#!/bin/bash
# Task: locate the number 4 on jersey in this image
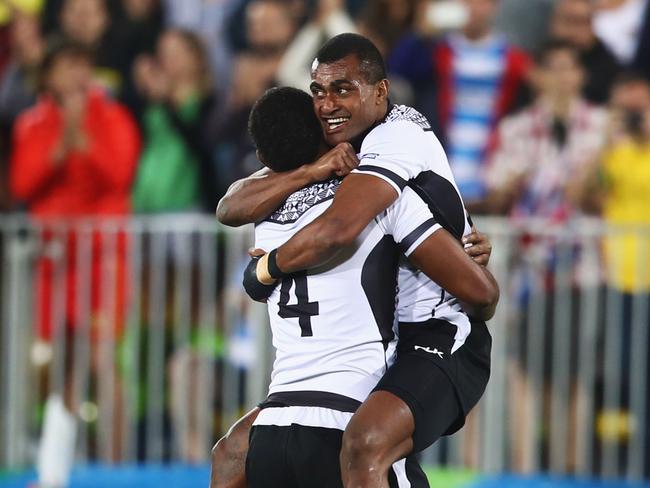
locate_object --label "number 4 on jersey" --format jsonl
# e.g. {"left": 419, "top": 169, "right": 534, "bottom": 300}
{"left": 278, "top": 273, "right": 319, "bottom": 337}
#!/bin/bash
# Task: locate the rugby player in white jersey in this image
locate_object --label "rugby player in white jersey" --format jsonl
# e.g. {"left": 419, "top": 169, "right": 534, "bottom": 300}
{"left": 214, "top": 35, "right": 498, "bottom": 488}
{"left": 217, "top": 85, "right": 496, "bottom": 488}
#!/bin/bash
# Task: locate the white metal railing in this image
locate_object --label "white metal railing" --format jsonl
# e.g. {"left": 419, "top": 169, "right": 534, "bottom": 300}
{"left": 0, "top": 214, "right": 648, "bottom": 482}
{"left": 0, "top": 215, "right": 269, "bottom": 469}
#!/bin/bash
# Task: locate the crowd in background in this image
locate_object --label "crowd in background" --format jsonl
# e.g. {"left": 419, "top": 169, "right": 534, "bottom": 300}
{"left": 2, "top": 0, "right": 650, "bottom": 471}
{"left": 2, "top": 0, "right": 649, "bottom": 307}
{"left": 0, "top": 0, "right": 649, "bottom": 227}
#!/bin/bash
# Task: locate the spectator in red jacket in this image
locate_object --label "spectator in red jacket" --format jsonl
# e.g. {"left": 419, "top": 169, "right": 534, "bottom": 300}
{"left": 9, "top": 39, "right": 140, "bottom": 483}
{"left": 10, "top": 38, "right": 140, "bottom": 340}
{"left": 11, "top": 37, "right": 141, "bottom": 333}
{"left": 11, "top": 39, "right": 139, "bottom": 219}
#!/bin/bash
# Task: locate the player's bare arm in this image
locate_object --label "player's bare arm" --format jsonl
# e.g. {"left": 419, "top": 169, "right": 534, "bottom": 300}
{"left": 216, "top": 143, "right": 359, "bottom": 227}
{"left": 409, "top": 229, "right": 499, "bottom": 321}
{"left": 255, "top": 173, "right": 397, "bottom": 283}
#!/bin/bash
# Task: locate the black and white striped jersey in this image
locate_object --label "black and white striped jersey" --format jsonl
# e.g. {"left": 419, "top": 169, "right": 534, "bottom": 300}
{"left": 254, "top": 182, "right": 439, "bottom": 415}
{"left": 353, "top": 104, "right": 473, "bottom": 353}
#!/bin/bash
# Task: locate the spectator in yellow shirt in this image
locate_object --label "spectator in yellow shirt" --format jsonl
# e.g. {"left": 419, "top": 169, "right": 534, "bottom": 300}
{"left": 586, "top": 73, "right": 650, "bottom": 292}
{"left": 582, "top": 72, "right": 650, "bottom": 475}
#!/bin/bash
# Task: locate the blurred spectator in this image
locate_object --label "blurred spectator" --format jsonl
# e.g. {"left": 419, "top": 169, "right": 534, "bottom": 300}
{"left": 593, "top": 0, "right": 646, "bottom": 65}
{"left": 277, "top": 0, "right": 356, "bottom": 91}
{"left": 357, "top": 0, "right": 419, "bottom": 56}
{"left": 584, "top": 73, "right": 650, "bottom": 293}
{"left": 9, "top": 39, "right": 140, "bottom": 482}
{"left": 550, "top": 0, "right": 621, "bottom": 105}
{"left": 164, "top": 0, "right": 239, "bottom": 99}
{"left": 390, "top": 0, "right": 530, "bottom": 213}
{"left": 440, "top": 0, "right": 530, "bottom": 213}
{"left": 0, "top": 9, "right": 45, "bottom": 136}
{"left": 113, "top": 0, "right": 164, "bottom": 106}
{"left": 581, "top": 73, "right": 650, "bottom": 474}
{"left": 131, "top": 29, "right": 219, "bottom": 213}
{"left": 10, "top": 39, "right": 140, "bottom": 337}
{"left": 485, "top": 40, "right": 607, "bottom": 219}
{"left": 485, "top": 40, "right": 607, "bottom": 473}
{"left": 494, "top": 0, "right": 556, "bottom": 53}
{"left": 0, "top": 7, "right": 45, "bottom": 212}
{"left": 214, "top": 0, "right": 298, "bottom": 185}
{"left": 356, "top": 0, "right": 424, "bottom": 104}
{"left": 56, "top": 0, "right": 123, "bottom": 93}
{"left": 226, "top": 0, "right": 306, "bottom": 55}
{"left": 10, "top": 39, "right": 140, "bottom": 218}
{"left": 230, "top": 0, "right": 297, "bottom": 110}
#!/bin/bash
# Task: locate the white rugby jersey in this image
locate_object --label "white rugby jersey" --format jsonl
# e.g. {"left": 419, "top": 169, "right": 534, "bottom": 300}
{"left": 254, "top": 181, "right": 439, "bottom": 410}
{"left": 353, "top": 104, "right": 473, "bottom": 353}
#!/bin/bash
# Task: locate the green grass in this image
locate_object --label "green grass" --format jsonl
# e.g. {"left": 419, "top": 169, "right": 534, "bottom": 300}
{"left": 424, "top": 467, "right": 478, "bottom": 487}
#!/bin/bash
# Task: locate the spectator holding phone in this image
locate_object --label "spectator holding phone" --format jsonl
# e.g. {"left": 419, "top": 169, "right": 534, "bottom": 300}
{"left": 583, "top": 73, "right": 650, "bottom": 292}
{"left": 580, "top": 72, "right": 650, "bottom": 476}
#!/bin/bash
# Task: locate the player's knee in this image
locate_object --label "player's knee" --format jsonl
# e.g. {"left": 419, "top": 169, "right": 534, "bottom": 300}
{"left": 341, "top": 424, "right": 387, "bottom": 467}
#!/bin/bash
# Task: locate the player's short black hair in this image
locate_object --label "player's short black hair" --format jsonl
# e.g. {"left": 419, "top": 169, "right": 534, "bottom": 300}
{"left": 534, "top": 39, "right": 580, "bottom": 66}
{"left": 248, "top": 87, "right": 323, "bottom": 172}
{"left": 314, "top": 33, "right": 386, "bottom": 84}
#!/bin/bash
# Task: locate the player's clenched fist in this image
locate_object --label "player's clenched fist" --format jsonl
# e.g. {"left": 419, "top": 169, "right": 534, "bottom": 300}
{"left": 305, "top": 142, "right": 359, "bottom": 181}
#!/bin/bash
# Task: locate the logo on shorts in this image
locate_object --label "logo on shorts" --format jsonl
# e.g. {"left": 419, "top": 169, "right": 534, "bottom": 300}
{"left": 414, "top": 345, "right": 444, "bottom": 358}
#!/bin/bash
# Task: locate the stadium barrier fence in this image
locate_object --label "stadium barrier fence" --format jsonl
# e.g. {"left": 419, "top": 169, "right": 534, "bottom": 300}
{"left": 0, "top": 214, "right": 648, "bottom": 482}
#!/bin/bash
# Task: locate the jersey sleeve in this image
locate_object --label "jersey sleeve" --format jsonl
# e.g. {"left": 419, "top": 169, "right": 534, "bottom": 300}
{"left": 378, "top": 187, "right": 442, "bottom": 257}
{"left": 352, "top": 121, "right": 430, "bottom": 195}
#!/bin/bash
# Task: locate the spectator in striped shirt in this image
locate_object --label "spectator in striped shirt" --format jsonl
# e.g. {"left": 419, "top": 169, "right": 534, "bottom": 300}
{"left": 389, "top": 0, "right": 530, "bottom": 213}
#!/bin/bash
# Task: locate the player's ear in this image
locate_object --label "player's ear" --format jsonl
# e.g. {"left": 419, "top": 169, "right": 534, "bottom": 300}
{"left": 376, "top": 79, "right": 390, "bottom": 104}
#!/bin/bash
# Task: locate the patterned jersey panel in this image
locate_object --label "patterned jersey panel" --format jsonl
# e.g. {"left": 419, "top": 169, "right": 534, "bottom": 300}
{"left": 265, "top": 178, "right": 342, "bottom": 225}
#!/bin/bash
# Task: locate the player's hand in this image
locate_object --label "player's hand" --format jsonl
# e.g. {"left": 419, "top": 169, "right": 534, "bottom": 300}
{"left": 242, "top": 256, "right": 277, "bottom": 302}
{"left": 305, "top": 142, "right": 359, "bottom": 182}
{"left": 462, "top": 230, "right": 492, "bottom": 267}
{"left": 248, "top": 247, "right": 265, "bottom": 258}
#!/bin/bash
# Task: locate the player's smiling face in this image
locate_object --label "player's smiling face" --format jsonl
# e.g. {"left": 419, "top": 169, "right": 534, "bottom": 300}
{"left": 310, "top": 54, "right": 388, "bottom": 146}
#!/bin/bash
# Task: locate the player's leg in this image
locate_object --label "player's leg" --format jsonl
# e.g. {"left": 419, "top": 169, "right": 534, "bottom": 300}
{"left": 291, "top": 424, "right": 346, "bottom": 488}
{"left": 246, "top": 424, "right": 297, "bottom": 488}
{"left": 340, "top": 356, "right": 460, "bottom": 488}
{"left": 210, "top": 407, "right": 259, "bottom": 488}
{"left": 339, "top": 390, "right": 415, "bottom": 488}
